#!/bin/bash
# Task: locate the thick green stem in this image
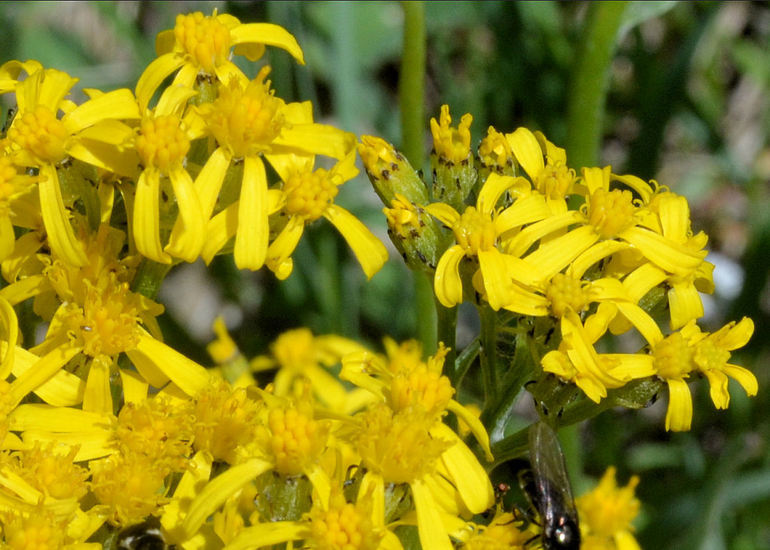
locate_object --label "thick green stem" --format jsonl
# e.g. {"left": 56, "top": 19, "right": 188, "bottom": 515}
{"left": 565, "top": 2, "right": 629, "bottom": 168}
{"left": 415, "top": 272, "right": 437, "bottom": 355}
{"left": 399, "top": 1, "right": 426, "bottom": 169}
{"left": 399, "top": 2, "right": 432, "bottom": 353}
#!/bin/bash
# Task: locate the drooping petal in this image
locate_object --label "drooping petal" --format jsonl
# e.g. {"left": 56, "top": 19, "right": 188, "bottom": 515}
{"left": 38, "top": 165, "right": 87, "bottom": 266}
{"left": 200, "top": 202, "right": 239, "bottom": 264}
{"left": 165, "top": 166, "right": 206, "bottom": 262}
{"left": 234, "top": 156, "right": 268, "bottom": 270}
{"left": 507, "top": 127, "right": 544, "bottom": 181}
{"left": 133, "top": 170, "right": 172, "bottom": 264}
{"left": 721, "top": 364, "right": 758, "bottom": 397}
{"left": 194, "top": 146, "right": 231, "bottom": 218}
{"left": 668, "top": 281, "right": 704, "bottom": 330}
{"left": 323, "top": 204, "right": 388, "bottom": 280}
{"left": 266, "top": 215, "right": 305, "bottom": 280}
{"left": 182, "top": 457, "right": 273, "bottom": 539}
{"left": 82, "top": 355, "right": 113, "bottom": 414}
{"left": 0, "top": 297, "right": 18, "bottom": 379}
{"left": 410, "top": 477, "right": 454, "bottom": 550}
{"left": 665, "top": 378, "right": 693, "bottom": 432}
{"left": 433, "top": 245, "right": 465, "bottom": 308}
{"left": 132, "top": 330, "right": 211, "bottom": 397}
{"left": 433, "top": 424, "right": 494, "bottom": 514}
{"left": 231, "top": 23, "right": 305, "bottom": 63}
{"left": 136, "top": 53, "right": 185, "bottom": 111}
{"left": 701, "top": 369, "right": 730, "bottom": 409}
{"left": 476, "top": 173, "right": 515, "bottom": 216}
{"left": 478, "top": 248, "right": 512, "bottom": 311}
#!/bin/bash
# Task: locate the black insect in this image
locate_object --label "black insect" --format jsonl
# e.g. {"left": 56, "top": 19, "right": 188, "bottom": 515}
{"left": 520, "top": 421, "right": 580, "bottom": 550}
{"left": 117, "top": 518, "right": 174, "bottom": 550}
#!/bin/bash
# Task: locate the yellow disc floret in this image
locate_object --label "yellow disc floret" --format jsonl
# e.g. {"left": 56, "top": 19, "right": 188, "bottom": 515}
{"left": 653, "top": 331, "right": 694, "bottom": 380}
{"left": 283, "top": 168, "right": 339, "bottom": 222}
{"left": 478, "top": 126, "right": 514, "bottom": 174}
{"left": 206, "top": 67, "right": 285, "bottom": 159}
{"left": 3, "top": 508, "right": 65, "bottom": 550}
{"left": 90, "top": 453, "right": 169, "bottom": 526}
{"left": 193, "top": 381, "right": 260, "bottom": 464}
{"left": 115, "top": 398, "right": 193, "bottom": 471}
{"left": 135, "top": 114, "right": 190, "bottom": 173}
{"left": 546, "top": 273, "right": 589, "bottom": 318}
{"left": 587, "top": 188, "right": 636, "bottom": 239}
{"left": 431, "top": 104, "right": 472, "bottom": 165}
{"left": 8, "top": 105, "right": 68, "bottom": 164}
{"left": 309, "top": 491, "right": 380, "bottom": 550}
{"left": 453, "top": 206, "right": 498, "bottom": 256}
{"left": 264, "top": 403, "right": 328, "bottom": 476}
{"left": 174, "top": 11, "right": 232, "bottom": 73}
{"left": 77, "top": 281, "right": 142, "bottom": 358}
{"left": 355, "top": 403, "right": 451, "bottom": 484}
{"left": 535, "top": 159, "right": 575, "bottom": 200}
{"left": 16, "top": 443, "right": 88, "bottom": 501}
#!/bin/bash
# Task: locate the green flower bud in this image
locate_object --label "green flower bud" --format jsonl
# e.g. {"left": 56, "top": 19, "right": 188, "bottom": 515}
{"left": 357, "top": 135, "right": 428, "bottom": 206}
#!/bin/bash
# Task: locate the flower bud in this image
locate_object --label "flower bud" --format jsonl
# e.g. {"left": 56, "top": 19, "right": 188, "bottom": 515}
{"left": 357, "top": 135, "right": 428, "bottom": 206}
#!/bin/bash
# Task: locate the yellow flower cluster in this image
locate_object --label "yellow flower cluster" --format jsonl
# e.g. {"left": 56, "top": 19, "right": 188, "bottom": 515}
{"left": 0, "top": 9, "right": 395, "bottom": 548}
{"left": 359, "top": 107, "right": 756, "bottom": 432}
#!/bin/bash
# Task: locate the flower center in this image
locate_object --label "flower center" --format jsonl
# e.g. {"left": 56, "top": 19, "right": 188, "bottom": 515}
{"left": 4, "top": 511, "right": 65, "bottom": 550}
{"left": 283, "top": 168, "right": 338, "bottom": 221}
{"left": 18, "top": 443, "right": 88, "bottom": 501}
{"left": 577, "top": 468, "right": 640, "bottom": 540}
{"left": 77, "top": 282, "right": 141, "bottom": 358}
{"left": 271, "top": 328, "right": 317, "bottom": 372}
{"left": 431, "top": 105, "right": 472, "bottom": 164}
{"left": 8, "top": 105, "right": 68, "bottom": 164}
{"left": 309, "top": 492, "right": 379, "bottom": 550}
{"left": 390, "top": 365, "right": 454, "bottom": 416}
{"left": 265, "top": 405, "right": 327, "bottom": 476}
{"left": 206, "top": 67, "right": 285, "bottom": 159}
{"left": 355, "top": 404, "right": 450, "bottom": 484}
{"left": 587, "top": 188, "right": 636, "bottom": 238}
{"left": 545, "top": 273, "right": 588, "bottom": 318}
{"left": 653, "top": 331, "right": 694, "bottom": 380}
{"left": 693, "top": 339, "right": 730, "bottom": 372}
{"left": 174, "top": 11, "right": 232, "bottom": 73}
{"left": 478, "top": 127, "right": 514, "bottom": 173}
{"left": 535, "top": 160, "right": 574, "bottom": 199}
{"left": 193, "top": 382, "right": 260, "bottom": 464}
{"left": 453, "top": 206, "right": 498, "bottom": 256}
{"left": 135, "top": 114, "right": 190, "bottom": 173}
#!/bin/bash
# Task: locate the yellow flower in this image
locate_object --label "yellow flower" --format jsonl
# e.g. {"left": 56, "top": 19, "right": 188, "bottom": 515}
{"left": 5, "top": 65, "right": 140, "bottom": 267}
{"left": 251, "top": 327, "right": 372, "bottom": 414}
{"left": 577, "top": 467, "right": 642, "bottom": 550}
{"left": 136, "top": 10, "right": 304, "bottom": 110}
{"left": 130, "top": 86, "right": 206, "bottom": 264}
{"left": 265, "top": 149, "right": 387, "bottom": 280}
{"left": 426, "top": 172, "right": 549, "bottom": 309}
{"left": 195, "top": 69, "right": 355, "bottom": 270}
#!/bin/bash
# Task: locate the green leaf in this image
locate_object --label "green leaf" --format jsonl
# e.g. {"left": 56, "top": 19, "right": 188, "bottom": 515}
{"left": 617, "top": 1, "right": 679, "bottom": 41}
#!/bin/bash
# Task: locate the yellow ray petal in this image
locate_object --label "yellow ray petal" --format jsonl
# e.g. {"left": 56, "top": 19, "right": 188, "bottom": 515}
{"left": 231, "top": 23, "right": 305, "bottom": 64}
{"left": 165, "top": 166, "right": 205, "bottom": 262}
{"left": 323, "top": 204, "right": 388, "bottom": 279}
{"left": 234, "top": 156, "right": 268, "bottom": 270}
{"left": 665, "top": 378, "right": 692, "bottom": 432}
{"left": 507, "top": 127, "right": 544, "bottom": 181}
{"left": 133, "top": 330, "right": 210, "bottom": 397}
{"left": 38, "top": 165, "right": 87, "bottom": 266}
{"left": 136, "top": 53, "right": 184, "bottom": 111}
{"left": 133, "top": 170, "right": 172, "bottom": 264}
{"left": 411, "top": 477, "right": 453, "bottom": 550}
{"left": 183, "top": 457, "right": 273, "bottom": 539}
{"left": 63, "top": 88, "right": 140, "bottom": 132}
{"left": 433, "top": 245, "right": 465, "bottom": 307}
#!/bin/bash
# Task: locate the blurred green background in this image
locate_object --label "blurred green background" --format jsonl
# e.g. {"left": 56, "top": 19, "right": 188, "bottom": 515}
{"left": 1, "top": 1, "right": 768, "bottom": 548}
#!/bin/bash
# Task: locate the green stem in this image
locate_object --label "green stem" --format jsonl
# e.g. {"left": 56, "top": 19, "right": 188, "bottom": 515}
{"left": 131, "top": 259, "right": 172, "bottom": 300}
{"left": 479, "top": 305, "right": 499, "bottom": 412}
{"left": 399, "top": 1, "right": 426, "bottom": 168}
{"left": 453, "top": 336, "right": 480, "bottom": 390}
{"left": 436, "top": 297, "right": 457, "bottom": 375}
{"left": 399, "top": 2, "right": 431, "bottom": 353}
{"left": 414, "top": 272, "right": 437, "bottom": 355}
{"left": 565, "top": 1, "right": 629, "bottom": 168}
{"left": 489, "top": 425, "right": 530, "bottom": 468}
